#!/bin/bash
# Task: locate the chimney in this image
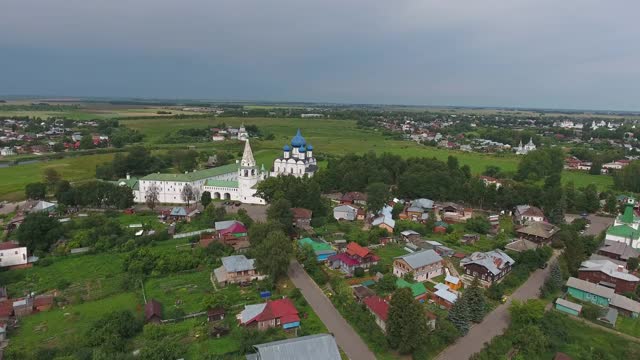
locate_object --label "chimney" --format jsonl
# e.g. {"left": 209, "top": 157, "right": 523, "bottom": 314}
{"left": 126, "top": 173, "right": 130, "bottom": 180}
{"left": 618, "top": 265, "right": 625, "bottom": 272}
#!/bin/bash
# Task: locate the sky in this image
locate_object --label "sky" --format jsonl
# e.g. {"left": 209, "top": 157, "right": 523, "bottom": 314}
{"left": 1, "top": 0, "right": 639, "bottom": 110}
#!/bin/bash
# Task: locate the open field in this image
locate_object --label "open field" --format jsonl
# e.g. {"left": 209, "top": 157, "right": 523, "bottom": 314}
{"left": 0, "top": 153, "right": 114, "bottom": 201}
{"left": 8, "top": 292, "right": 140, "bottom": 354}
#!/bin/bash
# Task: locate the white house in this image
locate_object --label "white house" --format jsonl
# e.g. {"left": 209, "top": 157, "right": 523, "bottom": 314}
{"left": 515, "top": 205, "right": 545, "bottom": 224}
{"left": 333, "top": 205, "right": 357, "bottom": 221}
{"left": 393, "top": 250, "right": 444, "bottom": 282}
{"left": 0, "top": 243, "right": 28, "bottom": 268}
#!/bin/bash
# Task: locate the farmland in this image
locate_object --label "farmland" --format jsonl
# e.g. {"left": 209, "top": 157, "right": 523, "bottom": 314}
{"left": 0, "top": 115, "right": 616, "bottom": 201}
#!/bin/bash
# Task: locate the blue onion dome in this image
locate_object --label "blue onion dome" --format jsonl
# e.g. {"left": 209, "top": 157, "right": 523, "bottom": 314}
{"left": 283, "top": 144, "right": 291, "bottom": 151}
{"left": 299, "top": 145, "right": 306, "bottom": 152}
{"left": 307, "top": 144, "right": 313, "bottom": 150}
{"left": 290, "top": 128, "right": 306, "bottom": 147}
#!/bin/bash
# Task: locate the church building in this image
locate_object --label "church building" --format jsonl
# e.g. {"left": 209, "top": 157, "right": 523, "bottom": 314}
{"left": 271, "top": 129, "right": 318, "bottom": 178}
{"left": 515, "top": 138, "right": 536, "bottom": 155}
{"left": 133, "top": 140, "right": 267, "bottom": 205}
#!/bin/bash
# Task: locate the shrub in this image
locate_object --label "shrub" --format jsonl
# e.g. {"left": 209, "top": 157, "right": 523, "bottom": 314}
{"left": 354, "top": 267, "right": 365, "bottom": 277}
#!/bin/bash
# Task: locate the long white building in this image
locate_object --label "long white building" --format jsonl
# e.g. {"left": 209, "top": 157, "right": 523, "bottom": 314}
{"left": 130, "top": 140, "right": 267, "bottom": 205}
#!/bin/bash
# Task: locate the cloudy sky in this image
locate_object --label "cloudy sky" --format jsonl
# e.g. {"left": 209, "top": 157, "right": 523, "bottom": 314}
{"left": 1, "top": 0, "right": 638, "bottom": 110}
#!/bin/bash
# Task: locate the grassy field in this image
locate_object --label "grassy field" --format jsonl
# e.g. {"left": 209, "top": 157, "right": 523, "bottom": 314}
{"left": 0, "top": 153, "right": 114, "bottom": 201}
{"left": 8, "top": 292, "right": 140, "bottom": 354}
{"left": 0, "top": 252, "right": 126, "bottom": 300}
{"left": 0, "top": 116, "right": 615, "bottom": 201}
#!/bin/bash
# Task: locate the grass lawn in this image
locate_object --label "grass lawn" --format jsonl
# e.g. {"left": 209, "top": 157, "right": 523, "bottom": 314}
{"left": 0, "top": 252, "right": 125, "bottom": 301}
{"left": 0, "top": 153, "right": 114, "bottom": 201}
{"left": 8, "top": 292, "right": 140, "bottom": 355}
{"left": 143, "top": 270, "right": 214, "bottom": 316}
{"left": 374, "top": 244, "right": 409, "bottom": 269}
{"left": 615, "top": 315, "right": 640, "bottom": 338}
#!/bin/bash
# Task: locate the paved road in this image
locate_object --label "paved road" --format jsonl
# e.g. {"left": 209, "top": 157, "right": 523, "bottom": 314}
{"left": 436, "top": 253, "right": 559, "bottom": 360}
{"left": 585, "top": 214, "right": 614, "bottom": 236}
{"left": 288, "top": 260, "right": 376, "bottom": 360}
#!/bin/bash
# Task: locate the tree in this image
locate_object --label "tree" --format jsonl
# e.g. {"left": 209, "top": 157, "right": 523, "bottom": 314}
{"left": 16, "top": 212, "right": 63, "bottom": 252}
{"left": 465, "top": 216, "right": 491, "bottom": 234}
{"left": 254, "top": 230, "right": 292, "bottom": 282}
{"left": 465, "top": 277, "right": 486, "bottom": 323}
{"left": 386, "top": 287, "right": 428, "bottom": 354}
{"left": 180, "top": 184, "right": 195, "bottom": 206}
{"left": 172, "top": 150, "right": 199, "bottom": 173}
{"left": 42, "top": 168, "right": 61, "bottom": 190}
{"left": 628, "top": 257, "right": 639, "bottom": 272}
{"left": 483, "top": 165, "right": 501, "bottom": 177}
{"left": 605, "top": 193, "right": 618, "bottom": 214}
{"left": 201, "top": 191, "right": 212, "bottom": 208}
{"left": 509, "top": 299, "right": 546, "bottom": 327}
{"left": 79, "top": 135, "right": 94, "bottom": 149}
{"left": 366, "top": 182, "right": 389, "bottom": 213}
{"left": 25, "top": 182, "right": 47, "bottom": 200}
{"left": 145, "top": 184, "right": 160, "bottom": 210}
{"left": 582, "top": 184, "right": 600, "bottom": 213}
{"left": 448, "top": 294, "right": 470, "bottom": 334}
{"left": 267, "top": 198, "right": 293, "bottom": 233}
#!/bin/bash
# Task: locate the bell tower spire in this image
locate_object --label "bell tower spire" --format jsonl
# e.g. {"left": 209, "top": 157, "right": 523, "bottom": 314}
{"left": 241, "top": 139, "right": 256, "bottom": 167}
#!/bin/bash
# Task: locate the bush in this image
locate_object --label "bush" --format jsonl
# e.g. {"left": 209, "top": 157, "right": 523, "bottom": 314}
{"left": 37, "top": 257, "right": 53, "bottom": 267}
{"left": 354, "top": 267, "right": 365, "bottom": 277}
{"left": 581, "top": 303, "right": 603, "bottom": 321}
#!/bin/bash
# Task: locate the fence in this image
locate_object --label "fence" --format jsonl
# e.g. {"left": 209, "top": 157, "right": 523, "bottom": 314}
{"left": 173, "top": 228, "right": 215, "bottom": 239}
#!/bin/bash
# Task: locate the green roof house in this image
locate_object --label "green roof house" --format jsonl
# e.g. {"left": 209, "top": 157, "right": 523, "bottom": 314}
{"left": 297, "top": 238, "right": 336, "bottom": 262}
{"left": 607, "top": 198, "right": 640, "bottom": 248}
{"left": 396, "top": 278, "right": 428, "bottom": 301}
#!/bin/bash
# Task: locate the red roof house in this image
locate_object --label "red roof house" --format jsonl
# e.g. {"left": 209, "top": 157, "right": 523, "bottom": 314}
{"left": 238, "top": 298, "right": 300, "bottom": 330}
{"left": 328, "top": 242, "right": 380, "bottom": 275}
{"left": 363, "top": 296, "right": 389, "bottom": 332}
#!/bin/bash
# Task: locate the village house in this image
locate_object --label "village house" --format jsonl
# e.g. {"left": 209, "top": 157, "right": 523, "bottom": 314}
{"left": 238, "top": 298, "right": 300, "bottom": 330}
{"left": 514, "top": 205, "right": 545, "bottom": 224}
{"left": 328, "top": 242, "right": 379, "bottom": 275}
{"left": 333, "top": 205, "right": 358, "bottom": 221}
{"left": 372, "top": 215, "right": 395, "bottom": 232}
{"left": 393, "top": 249, "right": 444, "bottom": 282}
{"left": 340, "top": 192, "right": 368, "bottom": 206}
{"left": 246, "top": 334, "right": 341, "bottom": 360}
{"left": 578, "top": 259, "right": 640, "bottom": 294}
{"left": 400, "top": 230, "right": 421, "bottom": 242}
{"left": 479, "top": 176, "right": 503, "bottom": 188}
{"left": 461, "top": 249, "right": 515, "bottom": 285}
{"left": 298, "top": 238, "right": 336, "bottom": 261}
{"left": 401, "top": 198, "right": 433, "bottom": 221}
{"left": 516, "top": 221, "right": 559, "bottom": 243}
{"left": 145, "top": 299, "right": 163, "bottom": 324}
{"left": 555, "top": 298, "right": 583, "bottom": 316}
{"left": 396, "top": 278, "right": 428, "bottom": 302}
{"left": 291, "top": 207, "right": 312, "bottom": 230}
{"left": 597, "top": 240, "right": 639, "bottom": 263}
{"left": 363, "top": 295, "right": 389, "bottom": 332}
{"left": 201, "top": 220, "right": 250, "bottom": 251}
{"left": 432, "top": 283, "right": 458, "bottom": 309}
{"left": 566, "top": 277, "right": 640, "bottom": 318}
{"left": 214, "top": 255, "right": 265, "bottom": 286}
{"left": 438, "top": 202, "right": 473, "bottom": 223}
{"left": 0, "top": 242, "right": 30, "bottom": 269}
{"left": 445, "top": 275, "right": 462, "bottom": 291}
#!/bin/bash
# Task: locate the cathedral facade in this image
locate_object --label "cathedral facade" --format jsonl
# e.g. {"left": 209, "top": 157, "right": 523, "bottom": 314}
{"left": 271, "top": 129, "right": 318, "bottom": 178}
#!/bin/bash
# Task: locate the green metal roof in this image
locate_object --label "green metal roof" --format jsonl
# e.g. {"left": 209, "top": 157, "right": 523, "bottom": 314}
{"left": 205, "top": 179, "right": 239, "bottom": 188}
{"left": 607, "top": 224, "right": 640, "bottom": 239}
{"left": 141, "top": 163, "right": 239, "bottom": 182}
{"left": 112, "top": 177, "right": 139, "bottom": 190}
{"left": 396, "top": 278, "right": 427, "bottom": 297}
{"left": 298, "top": 237, "right": 333, "bottom": 253}
{"left": 620, "top": 203, "right": 636, "bottom": 224}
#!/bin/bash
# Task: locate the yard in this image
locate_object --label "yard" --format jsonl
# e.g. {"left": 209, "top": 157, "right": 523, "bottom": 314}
{"left": 616, "top": 316, "right": 640, "bottom": 338}
{"left": 374, "top": 243, "right": 409, "bottom": 269}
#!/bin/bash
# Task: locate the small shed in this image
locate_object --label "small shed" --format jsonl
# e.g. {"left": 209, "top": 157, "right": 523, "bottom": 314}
{"left": 208, "top": 307, "right": 225, "bottom": 322}
{"left": 352, "top": 285, "right": 375, "bottom": 303}
{"left": 145, "top": 299, "right": 163, "bottom": 324}
{"left": 555, "top": 298, "right": 582, "bottom": 316}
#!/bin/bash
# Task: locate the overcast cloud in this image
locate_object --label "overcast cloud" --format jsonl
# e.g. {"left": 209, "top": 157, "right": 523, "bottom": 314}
{"left": 1, "top": 0, "right": 639, "bottom": 110}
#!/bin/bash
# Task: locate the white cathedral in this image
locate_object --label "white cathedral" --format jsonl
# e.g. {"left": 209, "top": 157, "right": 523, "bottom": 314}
{"left": 515, "top": 138, "right": 536, "bottom": 155}
{"left": 271, "top": 129, "right": 318, "bottom": 178}
{"left": 126, "top": 129, "right": 318, "bottom": 205}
